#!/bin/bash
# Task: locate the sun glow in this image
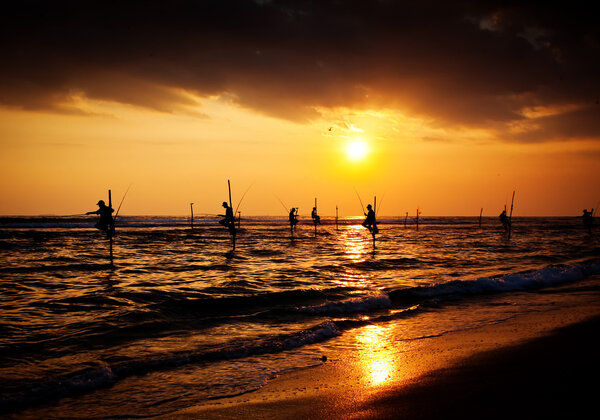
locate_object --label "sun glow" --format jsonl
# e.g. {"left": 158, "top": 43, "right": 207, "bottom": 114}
{"left": 356, "top": 325, "right": 397, "bottom": 387}
{"left": 345, "top": 139, "right": 369, "bottom": 161}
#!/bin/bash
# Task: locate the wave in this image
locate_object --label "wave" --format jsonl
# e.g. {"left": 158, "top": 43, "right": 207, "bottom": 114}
{"left": 298, "top": 293, "right": 391, "bottom": 315}
{"left": 0, "top": 321, "right": 340, "bottom": 414}
{"left": 0, "top": 263, "right": 114, "bottom": 274}
{"left": 1, "top": 304, "right": 427, "bottom": 414}
{"left": 389, "top": 259, "right": 600, "bottom": 304}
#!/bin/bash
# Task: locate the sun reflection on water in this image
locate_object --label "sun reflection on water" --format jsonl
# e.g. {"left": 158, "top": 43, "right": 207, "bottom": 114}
{"left": 339, "top": 225, "right": 371, "bottom": 261}
{"left": 356, "top": 324, "right": 398, "bottom": 387}
{"left": 332, "top": 225, "right": 377, "bottom": 290}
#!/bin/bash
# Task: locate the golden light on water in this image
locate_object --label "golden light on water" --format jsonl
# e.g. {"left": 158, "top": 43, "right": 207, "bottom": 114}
{"left": 356, "top": 324, "right": 397, "bottom": 387}
{"left": 341, "top": 225, "right": 371, "bottom": 262}
{"left": 331, "top": 226, "right": 376, "bottom": 289}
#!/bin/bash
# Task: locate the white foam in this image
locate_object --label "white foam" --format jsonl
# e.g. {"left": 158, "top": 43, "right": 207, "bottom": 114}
{"left": 420, "top": 260, "right": 600, "bottom": 298}
{"left": 298, "top": 293, "right": 391, "bottom": 315}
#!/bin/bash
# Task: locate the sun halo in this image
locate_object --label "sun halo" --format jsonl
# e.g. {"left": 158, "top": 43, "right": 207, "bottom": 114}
{"left": 345, "top": 139, "right": 369, "bottom": 162}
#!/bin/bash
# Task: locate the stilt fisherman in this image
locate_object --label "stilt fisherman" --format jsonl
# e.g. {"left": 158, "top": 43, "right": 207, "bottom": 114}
{"left": 311, "top": 206, "right": 321, "bottom": 225}
{"left": 289, "top": 207, "right": 299, "bottom": 231}
{"left": 499, "top": 209, "right": 510, "bottom": 232}
{"left": 86, "top": 200, "right": 114, "bottom": 238}
{"left": 362, "top": 204, "right": 378, "bottom": 234}
{"left": 582, "top": 209, "right": 593, "bottom": 232}
{"left": 219, "top": 201, "right": 236, "bottom": 235}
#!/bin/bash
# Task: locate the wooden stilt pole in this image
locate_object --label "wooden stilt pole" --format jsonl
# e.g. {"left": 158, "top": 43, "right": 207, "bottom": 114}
{"left": 404, "top": 212, "right": 408, "bottom": 228}
{"left": 479, "top": 207, "right": 483, "bottom": 228}
{"left": 190, "top": 203, "right": 194, "bottom": 230}
{"left": 508, "top": 191, "right": 515, "bottom": 240}
{"left": 416, "top": 208, "right": 419, "bottom": 231}
{"left": 374, "top": 196, "right": 377, "bottom": 215}
{"left": 228, "top": 180, "right": 236, "bottom": 250}
{"left": 314, "top": 197, "right": 317, "bottom": 236}
{"left": 108, "top": 189, "right": 114, "bottom": 266}
{"left": 238, "top": 211, "right": 241, "bottom": 229}
{"left": 336, "top": 205, "right": 339, "bottom": 231}
{"left": 373, "top": 196, "right": 377, "bottom": 247}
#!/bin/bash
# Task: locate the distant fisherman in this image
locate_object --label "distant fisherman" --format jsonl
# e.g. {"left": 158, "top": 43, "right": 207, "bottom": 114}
{"left": 289, "top": 207, "right": 299, "bottom": 230}
{"left": 86, "top": 200, "right": 114, "bottom": 238}
{"left": 499, "top": 209, "right": 509, "bottom": 232}
{"left": 311, "top": 206, "right": 321, "bottom": 225}
{"left": 219, "top": 201, "right": 236, "bottom": 234}
{"left": 362, "top": 204, "right": 378, "bottom": 234}
{"left": 582, "top": 209, "right": 593, "bottom": 232}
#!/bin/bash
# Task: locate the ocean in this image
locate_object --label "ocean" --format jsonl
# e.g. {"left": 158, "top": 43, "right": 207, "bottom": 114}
{"left": 1, "top": 215, "right": 599, "bottom": 418}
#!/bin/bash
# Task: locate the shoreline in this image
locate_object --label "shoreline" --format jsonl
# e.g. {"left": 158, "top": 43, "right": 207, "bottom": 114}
{"left": 160, "top": 304, "right": 600, "bottom": 419}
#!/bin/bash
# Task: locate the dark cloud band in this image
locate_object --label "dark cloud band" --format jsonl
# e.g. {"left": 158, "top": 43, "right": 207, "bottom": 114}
{"left": 1, "top": 1, "right": 598, "bottom": 141}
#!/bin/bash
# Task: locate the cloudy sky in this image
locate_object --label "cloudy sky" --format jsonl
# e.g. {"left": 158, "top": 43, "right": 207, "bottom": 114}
{"left": 1, "top": 0, "right": 598, "bottom": 215}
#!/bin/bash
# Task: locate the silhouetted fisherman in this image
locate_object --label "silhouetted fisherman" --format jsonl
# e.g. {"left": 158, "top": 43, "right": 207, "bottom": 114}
{"left": 499, "top": 209, "right": 510, "bottom": 232}
{"left": 86, "top": 200, "right": 114, "bottom": 238}
{"left": 289, "top": 207, "right": 299, "bottom": 231}
{"left": 582, "top": 209, "right": 593, "bottom": 231}
{"left": 311, "top": 206, "right": 321, "bottom": 225}
{"left": 362, "top": 204, "right": 378, "bottom": 234}
{"left": 219, "top": 201, "right": 236, "bottom": 234}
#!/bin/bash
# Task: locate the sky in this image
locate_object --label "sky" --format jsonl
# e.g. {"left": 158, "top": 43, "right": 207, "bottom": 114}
{"left": 1, "top": 0, "right": 599, "bottom": 216}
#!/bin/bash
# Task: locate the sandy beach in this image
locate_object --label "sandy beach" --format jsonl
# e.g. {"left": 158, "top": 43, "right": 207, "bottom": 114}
{"left": 161, "top": 302, "right": 600, "bottom": 419}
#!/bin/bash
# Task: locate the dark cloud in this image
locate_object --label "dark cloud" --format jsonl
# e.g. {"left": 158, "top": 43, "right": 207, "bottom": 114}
{"left": 1, "top": 1, "right": 598, "bottom": 141}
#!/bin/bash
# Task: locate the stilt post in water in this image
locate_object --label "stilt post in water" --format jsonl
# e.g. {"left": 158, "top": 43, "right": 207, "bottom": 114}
{"left": 479, "top": 207, "right": 483, "bottom": 228}
{"left": 373, "top": 196, "right": 377, "bottom": 247}
{"left": 336, "top": 205, "right": 339, "bottom": 231}
{"left": 228, "top": 180, "right": 236, "bottom": 250}
{"left": 404, "top": 212, "right": 408, "bottom": 228}
{"left": 190, "top": 203, "right": 194, "bottom": 230}
{"left": 108, "top": 189, "right": 114, "bottom": 266}
{"left": 508, "top": 191, "right": 515, "bottom": 239}
{"left": 314, "top": 197, "right": 318, "bottom": 236}
{"left": 416, "top": 208, "right": 420, "bottom": 231}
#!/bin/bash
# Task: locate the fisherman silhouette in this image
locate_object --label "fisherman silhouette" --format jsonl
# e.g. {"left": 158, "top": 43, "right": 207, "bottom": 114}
{"left": 582, "top": 209, "right": 593, "bottom": 231}
{"left": 219, "top": 201, "right": 236, "bottom": 234}
{"left": 289, "top": 207, "right": 299, "bottom": 229}
{"left": 499, "top": 209, "right": 510, "bottom": 232}
{"left": 86, "top": 200, "right": 114, "bottom": 238}
{"left": 311, "top": 207, "right": 321, "bottom": 225}
{"left": 362, "top": 204, "right": 378, "bottom": 234}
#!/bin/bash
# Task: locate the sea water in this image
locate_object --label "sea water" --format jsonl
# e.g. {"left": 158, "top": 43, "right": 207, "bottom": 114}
{"left": 1, "top": 216, "right": 599, "bottom": 418}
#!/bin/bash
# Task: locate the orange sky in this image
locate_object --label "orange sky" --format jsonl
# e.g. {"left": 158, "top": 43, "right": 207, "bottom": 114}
{"left": 1, "top": 96, "right": 598, "bottom": 216}
{"left": 1, "top": 2, "right": 599, "bottom": 216}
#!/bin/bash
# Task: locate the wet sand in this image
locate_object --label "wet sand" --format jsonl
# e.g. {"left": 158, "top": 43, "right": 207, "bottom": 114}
{"left": 161, "top": 305, "right": 600, "bottom": 419}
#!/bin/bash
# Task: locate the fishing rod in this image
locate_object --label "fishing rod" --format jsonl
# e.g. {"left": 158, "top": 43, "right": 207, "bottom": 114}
{"left": 273, "top": 194, "right": 290, "bottom": 213}
{"left": 375, "top": 193, "right": 385, "bottom": 217}
{"left": 353, "top": 187, "right": 366, "bottom": 215}
{"left": 234, "top": 183, "right": 253, "bottom": 215}
{"left": 114, "top": 184, "right": 132, "bottom": 221}
{"left": 508, "top": 190, "right": 515, "bottom": 239}
{"left": 593, "top": 200, "right": 600, "bottom": 217}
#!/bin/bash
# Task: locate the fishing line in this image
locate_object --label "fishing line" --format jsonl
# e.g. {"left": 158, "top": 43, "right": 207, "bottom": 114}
{"left": 273, "top": 194, "right": 289, "bottom": 213}
{"left": 376, "top": 193, "right": 385, "bottom": 217}
{"left": 353, "top": 187, "right": 366, "bottom": 215}
{"left": 114, "top": 184, "right": 132, "bottom": 221}
{"left": 235, "top": 183, "right": 253, "bottom": 214}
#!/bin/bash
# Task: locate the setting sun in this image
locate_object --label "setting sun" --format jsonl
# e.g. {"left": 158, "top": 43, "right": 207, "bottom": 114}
{"left": 346, "top": 139, "right": 369, "bottom": 161}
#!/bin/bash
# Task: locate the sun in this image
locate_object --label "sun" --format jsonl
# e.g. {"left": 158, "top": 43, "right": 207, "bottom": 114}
{"left": 345, "top": 139, "right": 369, "bottom": 161}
